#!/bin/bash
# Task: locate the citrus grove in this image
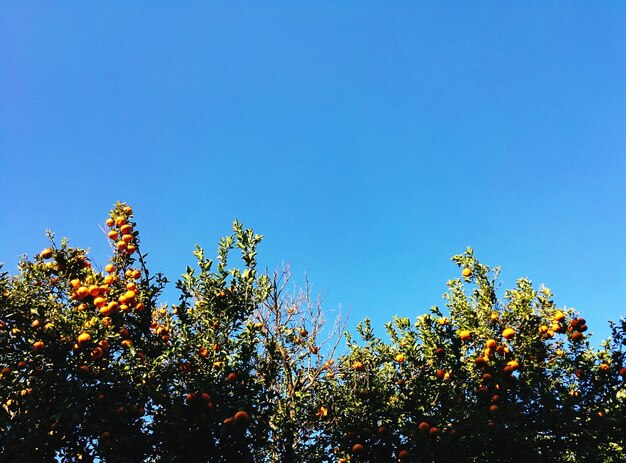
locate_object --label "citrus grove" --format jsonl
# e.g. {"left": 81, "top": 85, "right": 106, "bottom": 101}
{"left": 1, "top": 203, "right": 625, "bottom": 462}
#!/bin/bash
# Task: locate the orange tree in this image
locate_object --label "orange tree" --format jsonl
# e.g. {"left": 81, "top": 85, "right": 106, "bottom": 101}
{"left": 1, "top": 203, "right": 625, "bottom": 463}
{"left": 318, "top": 249, "right": 626, "bottom": 462}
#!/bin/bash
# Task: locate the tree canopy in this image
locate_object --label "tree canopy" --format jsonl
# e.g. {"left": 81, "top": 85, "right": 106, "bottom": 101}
{"left": 1, "top": 203, "right": 625, "bottom": 462}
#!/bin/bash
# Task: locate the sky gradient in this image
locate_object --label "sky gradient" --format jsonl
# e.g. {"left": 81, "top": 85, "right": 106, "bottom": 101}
{"left": 2, "top": 3, "right": 626, "bottom": 343}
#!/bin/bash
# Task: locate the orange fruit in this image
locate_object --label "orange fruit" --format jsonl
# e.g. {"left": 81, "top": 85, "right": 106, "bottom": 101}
{"left": 553, "top": 311, "right": 566, "bottom": 322}
{"left": 395, "top": 353, "right": 405, "bottom": 363}
{"left": 135, "top": 302, "right": 145, "bottom": 312}
{"left": 77, "top": 332, "right": 91, "bottom": 346}
{"left": 31, "top": 320, "right": 41, "bottom": 328}
{"left": 116, "top": 241, "right": 127, "bottom": 251}
{"left": 88, "top": 285, "right": 100, "bottom": 297}
{"left": 33, "top": 341, "right": 45, "bottom": 352}
{"left": 234, "top": 410, "right": 249, "bottom": 426}
{"left": 108, "top": 230, "right": 119, "bottom": 241}
{"left": 105, "top": 218, "right": 115, "bottom": 227}
{"left": 462, "top": 267, "right": 472, "bottom": 277}
{"left": 199, "top": 347, "right": 209, "bottom": 358}
{"left": 90, "top": 347, "right": 104, "bottom": 360}
{"left": 105, "top": 264, "right": 115, "bottom": 273}
{"left": 418, "top": 421, "right": 430, "bottom": 433}
{"left": 459, "top": 330, "right": 471, "bottom": 341}
{"left": 571, "top": 331, "right": 583, "bottom": 342}
{"left": 474, "top": 356, "right": 488, "bottom": 367}
{"left": 132, "top": 270, "right": 141, "bottom": 279}
{"left": 353, "top": 361, "right": 364, "bottom": 371}
{"left": 115, "top": 217, "right": 126, "bottom": 227}
{"left": 502, "top": 328, "right": 516, "bottom": 340}
{"left": 120, "top": 224, "right": 132, "bottom": 235}
{"left": 122, "top": 234, "right": 133, "bottom": 243}
{"left": 126, "top": 244, "right": 136, "bottom": 254}
{"left": 486, "top": 339, "right": 497, "bottom": 349}
{"left": 123, "top": 206, "right": 133, "bottom": 215}
{"left": 41, "top": 248, "right": 53, "bottom": 259}
{"left": 94, "top": 297, "right": 106, "bottom": 308}
{"left": 121, "top": 339, "right": 133, "bottom": 348}
{"left": 351, "top": 443, "right": 364, "bottom": 454}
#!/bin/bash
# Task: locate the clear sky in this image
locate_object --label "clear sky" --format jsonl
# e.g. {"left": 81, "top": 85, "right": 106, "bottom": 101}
{"left": 1, "top": 3, "right": 626, "bottom": 343}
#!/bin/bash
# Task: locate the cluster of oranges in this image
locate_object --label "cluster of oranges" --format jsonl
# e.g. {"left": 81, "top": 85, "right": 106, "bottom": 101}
{"left": 70, "top": 267, "right": 143, "bottom": 318}
{"left": 105, "top": 206, "right": 137, "bottom": 256}
{"left": 568, "top": 317, "right": 588, "bottom": 342}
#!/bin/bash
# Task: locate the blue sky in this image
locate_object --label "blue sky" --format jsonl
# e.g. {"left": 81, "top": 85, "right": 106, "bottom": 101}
{"left": 1, "top": 3, "right": 626, "bottom": 343}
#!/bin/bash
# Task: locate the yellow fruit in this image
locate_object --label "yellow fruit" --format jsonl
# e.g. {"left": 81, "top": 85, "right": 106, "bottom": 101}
{"left": 462, "top": 268, "right": 472, "bottom": 277}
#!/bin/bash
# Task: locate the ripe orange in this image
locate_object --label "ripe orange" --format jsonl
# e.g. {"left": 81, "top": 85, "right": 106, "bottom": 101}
{"left": 123, "top": 206, "right": 133, "bottom": 215}
{"left": 94, "top": 297, "right": 106, "bottom": 308}
{"left": 227, "top": 372, "right": 238, "bottom": 384}
{"left": 135, "top": 302, "right": 145, "bottom": 312}
{"left": 418, "top": 421, "right": 430, "bottom": 433}
{"left": 120, "top": 224, "right": 132, "bottom": 235}
{"left": 459, "top": 330, "right": 471, "bottom": 341}
{"left": 115, "top": 217, "right": 126, "bottom": 227}
{"left": 76, "top": 286, "right": 89, "bottom": 298}
{"left": 571, "top": 331, "right": 584, "bottom": 342}
{"left": 108, "top": 230, "right": 119, "bottom": 241}
{"left": 234, "top": 410, "right": 249, "bottom": 426}
{"left": 90, "top": 347, "right": 104, "bottom": 360}
{"left": 121, "top": 339, "right": 133, "bottom": 348}
{"left": 33, "top": 341, "right": 45, "bottom": 352}
{"left": 486, "top": 339, "right": 497, "bottom": 349}
{"left": 105, "top": 218, "right": 115, "bottom": 227}
{"left": 77, "top": 332, "right": 91, "bottom": 346}
{"left": 502, "top": 328, "right": 516, "bottom": 340}
{"left": 98, "top": 339, "right": 110, "bottom": 349}
{"left": 41, "top": 248, "right": 53, "bottom": 259}
{"left": 395, "top": 353, "right": 405, "bottom": 363}
{"left": 122, "top": 234, "right": 133, "bottom": 243}
{"left": 474, "top": 356, "right": 488, "bottom": 367}
{"left": 199, "top": 347, "right": 209, "bottom": 358}
{"left": 553, "top": 311, "right": 566, "bottom": 322}
{"left": 462, "top": 267, "right": 472, "bottom": 277}
{"left": 31, "top": 320, "right": 41, "bottom": 328}
{"left": 116, "top": 241, "right": 127, "bottom": 251}
{"left": 105, "top": 264, "right": 115, "bottom": 273}
{"left": 126, "top": 244, "right": 136, "bottom": 254}
{"left": 351, "top": 443, "right": 364, "bottom": 454}
{"left": 429, "top": 426, "right": 439, "bottom": 437}
{"left": 353, "top": 361, "right": 364, "bottom": 371}
{"left": 132, "top": 270, "right": 142, "bottom": 279}
{"left": 435, "top": 369, "right": 446, "bottom": 380}
{"left": 88, "top": 285, "right": 100, "bottom": 297}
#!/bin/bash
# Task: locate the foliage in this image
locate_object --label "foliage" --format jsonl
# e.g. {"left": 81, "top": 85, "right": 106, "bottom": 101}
{"left": 0, "top": 203, "right": 624, "bottom": 462}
